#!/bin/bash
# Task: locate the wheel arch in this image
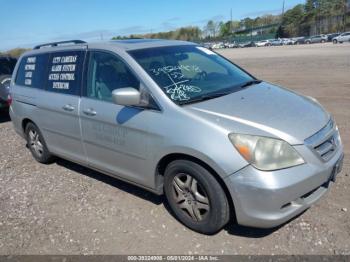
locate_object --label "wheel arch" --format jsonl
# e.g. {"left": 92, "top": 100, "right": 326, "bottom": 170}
{"left": 156, "top": 153, "right": 236, "bottom": 221}
{"left": 22, "top": 118, "right": 35, "bottom": 134}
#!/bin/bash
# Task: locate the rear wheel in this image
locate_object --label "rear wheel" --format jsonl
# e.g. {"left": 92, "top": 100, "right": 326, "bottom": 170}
{"left": 321, "top": 39, "right": 325, "bottom": 43}
{"left": 25, "top": 122, "right": 55, "bottom": 164}
{"left": 164, "top": 160, "right": 230, "bottom": 235}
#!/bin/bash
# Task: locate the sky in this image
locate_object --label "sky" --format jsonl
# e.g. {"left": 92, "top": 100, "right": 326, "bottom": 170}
{"left": 0, "top": 0, "right": 305, "bottom": 51}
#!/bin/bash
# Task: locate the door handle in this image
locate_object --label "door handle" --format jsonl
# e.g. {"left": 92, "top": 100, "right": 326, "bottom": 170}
{"left": 62, "top": 104, "right": 75, "bottom": 111}
{"left": 83, "top": 108, "right": 97, "bottom": 116}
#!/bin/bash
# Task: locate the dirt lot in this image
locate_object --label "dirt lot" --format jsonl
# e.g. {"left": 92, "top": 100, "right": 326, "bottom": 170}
{"left": 0, "top": 43, "right": 349, "bottom": 255}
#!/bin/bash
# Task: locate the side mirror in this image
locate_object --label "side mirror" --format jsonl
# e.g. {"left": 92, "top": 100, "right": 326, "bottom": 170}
{"left": 112, "top": 87, "right": 141, "bottom": 106}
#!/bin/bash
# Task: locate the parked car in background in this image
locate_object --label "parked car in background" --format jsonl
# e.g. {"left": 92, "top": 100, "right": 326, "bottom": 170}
{"left": 305, "top": 35, "right": 327, "bottom": 44}
{"left": 202, "top": 42, "right": 212, "bottom": 49}
{"left": 294, "top": 37, "right": 306, "bottom": 45}
{"left": 281, "top": 38, "right": 294, "bottom": 45}
{"left": 239, "top": 41, "right": 256, "bottom": 48}
{"left": 333, "top": 32, "right": 350, "bottom": 44}
{"left": 211, "top": 42, "right": 225, "bottom": 49}
{"left": 270, "top": 39, "right": 283, "bottom": 46}
{"left": 10, "top": 39, "right": 343, "bottom": 234}
{"left": 0, "top": 56, "right": 17, "bottom": 110}
{"left": 327, "top": 33, "right": 341, "bottom": 42}
{"left": 255, "top": 40, "right": 270, "bottom": 47}
{"left": 227, "top": 42, "right": 239, "bottom": 48}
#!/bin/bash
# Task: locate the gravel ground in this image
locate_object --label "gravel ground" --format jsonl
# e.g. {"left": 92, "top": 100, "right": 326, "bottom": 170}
{"left": 0, "top": 43, "right": 349, "bottom": 255}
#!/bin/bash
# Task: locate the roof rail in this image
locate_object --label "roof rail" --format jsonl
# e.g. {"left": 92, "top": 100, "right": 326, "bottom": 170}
{"left": 33, "top": 40, "right": 87, "bottom": 50}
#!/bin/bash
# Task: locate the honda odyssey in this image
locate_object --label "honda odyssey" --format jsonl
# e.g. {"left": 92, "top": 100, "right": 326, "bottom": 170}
{"left": 9, "top": 39, "right": 344, "bottom": 234}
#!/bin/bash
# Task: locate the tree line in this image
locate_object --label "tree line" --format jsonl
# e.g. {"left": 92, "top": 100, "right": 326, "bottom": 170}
{"left": 112, "top": 0, "right": 349, "bottom": 41}
{"left": 1, "top": 0, "right": 349, "bottom": 57}
{"left": 279, "top": 0, "right": 349, "bottom": 37}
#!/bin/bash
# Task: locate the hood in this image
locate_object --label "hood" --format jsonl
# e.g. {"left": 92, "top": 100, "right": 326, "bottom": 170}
{"left": 186, "top": 82, "right": 329, "bottom": 145}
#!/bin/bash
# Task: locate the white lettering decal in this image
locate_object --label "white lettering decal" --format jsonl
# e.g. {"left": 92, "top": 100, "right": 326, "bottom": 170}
{"left": 25, "top": 79, "right": 32, "bottom": 85}
{"left": 61, "top": 56, "right": 77, "bottom": 63}
{"left": 25, "top": 71, "right": 33, "bottom": 78}
{"left": 60, "top": 73, "right": 75, "bottom": 81}
{"left": 25, "top": 64, "right": 36, "bottom": 71}
{"left": 48, "top": 74, "right": 60, "bottom": 80}
{"left": 62, "top": 64, "right": 76, "bottom": 72}
{"left": 26, "top": 57, "right": 36, "bottom": 63}
{"left": 53, "top": 82, "right": 69, "bottom": 89}
{"left": 51, "top": 65, "right": 62, "bottom": 72}
{"left": 53, "top": 57, "right": 61, "bottom": 64}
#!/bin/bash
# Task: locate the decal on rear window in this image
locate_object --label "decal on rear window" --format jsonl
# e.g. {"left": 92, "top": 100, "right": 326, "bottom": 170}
{"left": 15, "top": 54, "right": 49, "bottom": 89}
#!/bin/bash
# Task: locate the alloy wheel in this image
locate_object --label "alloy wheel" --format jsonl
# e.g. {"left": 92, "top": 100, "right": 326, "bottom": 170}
{"left": 172, "top": 173, "right": 210, "bottom": 222}
{"left": 28, "top": 129, "right": 44, "bottom": 157}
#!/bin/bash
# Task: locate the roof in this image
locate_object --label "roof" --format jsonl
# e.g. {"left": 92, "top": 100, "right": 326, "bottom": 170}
{"left": 22, "top": 39, "right": 196, "bottom": 57}
{"left": 93, "top": 39, "right": 196, "bottom": 50}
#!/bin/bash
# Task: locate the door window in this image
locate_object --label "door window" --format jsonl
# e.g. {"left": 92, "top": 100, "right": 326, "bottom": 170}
{"left": 86, "top": 51, "right": 140, "bottom": 102}
{"left": 46, "top": 50, "right": 85, "bottom": 95}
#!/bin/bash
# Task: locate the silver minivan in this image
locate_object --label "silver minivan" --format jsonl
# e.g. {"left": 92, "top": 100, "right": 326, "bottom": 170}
{"left": 9, "top": 39, "right": 344, "bottom": 234}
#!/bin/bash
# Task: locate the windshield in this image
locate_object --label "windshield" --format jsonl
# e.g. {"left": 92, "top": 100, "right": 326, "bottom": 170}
{"left": 128, "top": 45, "right": 254, "bottom": 105}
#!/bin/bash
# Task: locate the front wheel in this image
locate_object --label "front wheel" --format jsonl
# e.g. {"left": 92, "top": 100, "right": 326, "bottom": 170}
{"left": 164, "top": 160, "right": 230, "bottom": 234}
{"left": 25, "top": 122, "right": 55, "bottom": 164}
{"left": 333, "top": 39, "right": 338, "bottom": 44}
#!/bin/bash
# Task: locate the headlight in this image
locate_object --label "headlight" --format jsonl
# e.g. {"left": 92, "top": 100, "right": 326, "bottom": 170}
{"left": 229, "top": 134, "right": 305, "bottom": 171}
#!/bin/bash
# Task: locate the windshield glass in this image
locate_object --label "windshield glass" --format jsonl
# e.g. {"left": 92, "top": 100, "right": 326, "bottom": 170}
{"left": 128, "top": 45, "right": 254, "bottom": 105}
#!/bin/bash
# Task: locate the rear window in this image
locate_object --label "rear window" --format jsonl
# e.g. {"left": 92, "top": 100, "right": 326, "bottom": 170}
{"left": 47, "top": 50, "right": 85, "bottom": 95}
{"left": 15, "top": 54, "right": 49, "bottom": 89}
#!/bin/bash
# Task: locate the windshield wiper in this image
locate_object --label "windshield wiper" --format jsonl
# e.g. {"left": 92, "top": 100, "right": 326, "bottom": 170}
{"left": 240, "top": 79, "right": 262, "bottom": 88}
{"left": 179, "top": 92, "right": 231, "bottom": 105}
{"left": 179, "top": 80, "right": 262, "bottom": 105}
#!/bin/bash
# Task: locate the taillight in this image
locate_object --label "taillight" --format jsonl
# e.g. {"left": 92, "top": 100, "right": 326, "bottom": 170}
{"left": 7, "top": 94, "right": 12, "bottom": 106}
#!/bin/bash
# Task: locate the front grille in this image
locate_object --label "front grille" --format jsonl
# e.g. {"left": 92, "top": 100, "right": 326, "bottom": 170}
{"left": 314, "top": 136, "right": 336, "bottom": 161}
{"left": 305, "top": 119, "right": 339, "bottom": 162}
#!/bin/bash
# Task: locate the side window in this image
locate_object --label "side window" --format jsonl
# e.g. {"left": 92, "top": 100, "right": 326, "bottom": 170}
{"left": 15, "top": 54, "right": 49, "bottom": 89}
{"left": 86, "top": 51, "right": 139, "bottom": 102}
{"left": 47, "top": 50, "right": 84, "bottom": 95}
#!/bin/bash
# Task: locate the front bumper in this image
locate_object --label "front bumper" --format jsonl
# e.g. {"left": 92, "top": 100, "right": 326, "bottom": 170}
{"left": 224, "top": 144, "right": 344, "bottom": 228}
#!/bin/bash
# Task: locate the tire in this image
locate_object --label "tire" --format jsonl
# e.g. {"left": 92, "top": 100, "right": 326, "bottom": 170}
{"left": 306, "top": 41, "right": 311, "bottom": 44}
{"left": 321, "top": 40, "right": 325, "bottom": 43}
{"left": 164, "top": 160, "right": 230, "bottom": 234}
{"left": 0, "top": 75, "right": 11, "bottom": 102}
{"left": 25, "top": 122, "right": 55, "bottom": 164}
{"left": 333, "top": 39, "right": 338, "bottom": 44}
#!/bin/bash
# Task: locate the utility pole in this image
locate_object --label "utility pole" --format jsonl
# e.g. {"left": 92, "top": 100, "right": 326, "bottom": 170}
{"left": 277, "top": 0, "right": 285, "bottom": 38}
{"left": 230, "top": 8, "right": 233, "bottom": 34}
{"left": 343, "top": 0, "right": 348, "bottom": 32}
